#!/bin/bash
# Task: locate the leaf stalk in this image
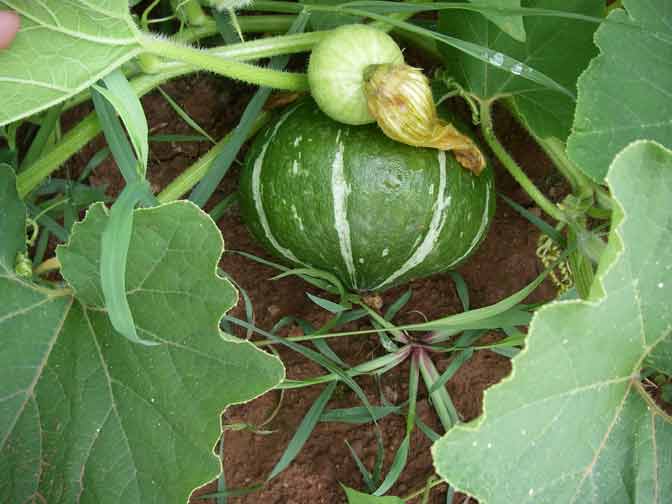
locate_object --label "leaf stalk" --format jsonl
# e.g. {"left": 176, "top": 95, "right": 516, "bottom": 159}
{"left": 480, "top": 100, "right": 566, "bottom": 222}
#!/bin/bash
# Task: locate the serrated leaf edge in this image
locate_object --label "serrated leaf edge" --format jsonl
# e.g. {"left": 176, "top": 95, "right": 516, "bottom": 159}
{"left": 431, "top": 139, "right": 672, "bottom": 502}
{"left": 55, "top": 198, "right": 285, "bottom": 501}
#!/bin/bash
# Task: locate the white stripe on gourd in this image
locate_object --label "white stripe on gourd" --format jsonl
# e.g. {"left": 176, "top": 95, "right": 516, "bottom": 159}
{"left": 445, "top": 179, "right": 492, "bottom": 269}
{"left": 374, "top": 151, "right": 450, "bottom": 290}
{"left": 331, "top": 131, "right": 358, "bottom": 289}
{"left": 252, "top": 108, "right": 305, "bottom": 264}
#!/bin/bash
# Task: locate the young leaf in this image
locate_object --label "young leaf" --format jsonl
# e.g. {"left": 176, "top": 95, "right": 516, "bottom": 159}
{"left": 0, "top": 1, "right": 141, "bottom": 126}
{"left": 432, "top": 141, "right": 672, "bottom": 503}
{"left": 438, "top": 0, "right": 602, "bottom": 140}
{"left": 567, "top": 0, "right": 672, "bottom": 182}
{"left": 0, "top": 180, "right": 284, "bottom": 504}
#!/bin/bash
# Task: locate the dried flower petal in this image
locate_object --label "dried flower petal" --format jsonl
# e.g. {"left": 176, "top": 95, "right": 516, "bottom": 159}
{"left": 364, "top": 64, "right": 486, "bottom": 174}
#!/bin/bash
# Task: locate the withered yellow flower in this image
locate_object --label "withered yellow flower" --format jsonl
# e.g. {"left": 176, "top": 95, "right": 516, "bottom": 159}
{"left": 364, "top": 64, "right": 485, "bottom": 174}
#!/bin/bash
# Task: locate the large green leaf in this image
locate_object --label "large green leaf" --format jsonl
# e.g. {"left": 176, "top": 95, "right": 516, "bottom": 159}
{"left": 433, "top": 141, "right": 672, "bottom": 503}
{"left": 438, "top": 0, "right": 602, "bottom": 140}
{"left": 567, "top": 0, "right": 672, "bottom": 182}
{"left": 301, "top": 0, "right": 362, "bottom": 31}
{"left": 0, "top": 174, "right": 284, "bottom": 503}
{"left": 469, "top": 0, "right": 525, "bottom": 42}
{"left": 0, "top": 0, "right": 141, "bottom": 126}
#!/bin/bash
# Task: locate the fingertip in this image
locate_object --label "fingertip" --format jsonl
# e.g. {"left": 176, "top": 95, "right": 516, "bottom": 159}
{"left": 0, "top": 11, "right": 20, "bottom": 50}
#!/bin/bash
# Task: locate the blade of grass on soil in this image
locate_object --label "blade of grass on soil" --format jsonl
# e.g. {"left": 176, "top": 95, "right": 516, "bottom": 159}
{"left": 157, "top": 86, "right": 215, "bottom": 143}
{"left": 373, "top": 351, "right": 419, "bottom": 496}
{"left": 267, "top": 381, "right": 337, "bottom": 480}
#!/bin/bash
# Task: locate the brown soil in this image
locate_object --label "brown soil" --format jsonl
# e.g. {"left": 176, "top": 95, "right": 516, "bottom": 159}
{"left": 60, "top": 67, "right": 565, "bottom": 503}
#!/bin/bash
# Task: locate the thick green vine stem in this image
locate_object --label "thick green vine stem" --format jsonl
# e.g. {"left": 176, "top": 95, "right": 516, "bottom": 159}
{"left": 66, "top": 30, "right": 323, "bottom": 112}
{"left": 480, "top": 100, "right": 566, "bottom": 222}
{"left": 502, "top": 98, "right": 611, "bottom": 208}
{"left": 173, "top": 15, "right": 296, "bottom": 43}
{"left": 17, "top": 30, "right": 323, "bottom": 195}
{"left": 140, "top": 35, "right": 309, "bottom": 91}
{"left": 17, "top": 69, "right": 186, "bottom": 197}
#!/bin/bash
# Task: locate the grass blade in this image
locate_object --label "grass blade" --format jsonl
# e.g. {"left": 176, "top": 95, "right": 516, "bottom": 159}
{"left": 307, "top": 292, "right": 349, "bottom": 313}
{"left": 189, "top": 12, "right": 310, "bottom": 206}
{"left": 385, "top": 289, "right": 412, "bottom": 321}
{"left": 273, "top": 267, "right": 346, "bottom": 300}
{"left": 427, "top": 349, "right": 473, "bottom": 395}
{"left": 208, "top": 192, "right": 238, "bottom": 221}
{"left": 268, "top": 381, "right": 337, "bottom": 480}
{"left": 157, "top": 87, "right": 215, "bottom": 143}
{"left": 215, "top": 8, "right": 244, "bottom": 44}
{"left": 427, "top": 309, "right": 531, "bottom": 343}
{"left": 21, "top": 104, "right": 63, "bottom": 171}
{"left": 345, "top": 440, "right": 376, "bottom": 492}
{"left": 448, "top": 271, "right": 469, "bottom": 311}
{"left": 78, "top": 147, "right": 110, "bottom": 182}
{"left": 415, "top": 416, "right": 440, "bottom": 442}
{"left": 313, "top": 337, "right": 346, "bottom": 367}
{"left": 272, "top": 315, "right": 347, "bottom": 366}
{"left": 321, "top": 405, "right": 402, "bottom": 424}
{"left": 418, "top": 350, "right": 458, "bottom": 431}
{"left": 373, "top": 352, "right": 419, "bottom": 496}
{"left": 92, "top": 87, "right": 137, "bottom": 184}
{"left": 231, "top": 250, "right": 339, "bottom": 293}
{"left": 499, "top": 193, "right": 564, "bottom": 245}
{"left": 227, "top": 316, "right": 386, "bottom": 427}
{"left": 94, "top": 69, "right": 149, "bottom": 174}
{"left": 101, "top": 181, "right": 158, "bottom": 346}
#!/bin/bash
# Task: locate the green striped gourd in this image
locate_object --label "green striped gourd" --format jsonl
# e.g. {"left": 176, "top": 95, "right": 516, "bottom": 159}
{"left": 239, "top": 100, "right": 495, "bottom": 291}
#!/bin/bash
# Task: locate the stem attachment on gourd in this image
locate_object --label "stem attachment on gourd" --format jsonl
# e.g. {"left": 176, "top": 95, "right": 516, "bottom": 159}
{"left": 364, "top": 63, "right": 486, "bottom": 174}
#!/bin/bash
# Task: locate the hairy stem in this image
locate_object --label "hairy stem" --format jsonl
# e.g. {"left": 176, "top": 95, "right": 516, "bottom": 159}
{"left": 17, "top": 69, "right": 185, "bottom": 197}
{"left": 140, "top": 35, "right": 309, "bottom": 91}
{"left": 17, "top": 31, "right": 323, "bottom": 195}
{"left": 174, "top": 15, "right": 296, "bottom": 43}
{"left": 67, "top": 30, "right": 323, "bottom": 111}
{"left": 480, "top": 100, "right": 566, "bottom": 222}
